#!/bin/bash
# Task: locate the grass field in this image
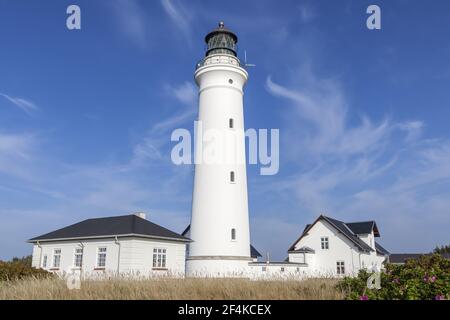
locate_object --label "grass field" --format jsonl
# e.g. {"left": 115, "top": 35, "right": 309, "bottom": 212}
{"left": 0, "top": 277, "right": 344, "bottom": 300}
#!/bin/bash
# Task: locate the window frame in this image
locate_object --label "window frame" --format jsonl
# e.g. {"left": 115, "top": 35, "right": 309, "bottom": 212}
{"left": 152, "top": 248, "right": 167, "bottom": 269}
{"left": 52, "top": 249, "right": 61, "bottom": 269}
{"left": 321, "top": 237, "right": 329, "bottom": 250}
{"left": 231, "top": 228, "right": 237, "bottom": 241}
{"left": 230, "top": 171, "right": 235, "bottom": 183}
{"left": 42, "top": 254, "right": 48, "bottom": 268}
{"left": 74, "top": 247, "right": 83, "bottom": 268}
{"left": 96, "top": 247, "right": 107, "bottom": 268}
{"left": 336, "top": 261, "right": 345, "bottom": 275}
{"left": 229, "top": 118, "right": 234, "bottom": 129}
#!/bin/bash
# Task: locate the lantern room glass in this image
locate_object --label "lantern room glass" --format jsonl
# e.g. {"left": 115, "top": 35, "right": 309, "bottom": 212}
{"left": 206, "top": 33, "right": 237, "bottom": 57}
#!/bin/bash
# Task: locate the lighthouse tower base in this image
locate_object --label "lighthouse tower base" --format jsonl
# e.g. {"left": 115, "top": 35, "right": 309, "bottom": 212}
{"left": 186, "top": 258, "right": 252, "bottom": 278}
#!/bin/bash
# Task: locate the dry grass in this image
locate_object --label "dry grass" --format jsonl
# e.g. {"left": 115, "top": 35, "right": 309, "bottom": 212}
{"left": 0, "top": 277, "right": 344, "bottom": 300}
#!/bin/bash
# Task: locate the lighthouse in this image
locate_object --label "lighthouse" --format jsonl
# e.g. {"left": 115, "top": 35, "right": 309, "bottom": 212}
{"left": 186, "top": 22, "right": 251, "bottom": 277}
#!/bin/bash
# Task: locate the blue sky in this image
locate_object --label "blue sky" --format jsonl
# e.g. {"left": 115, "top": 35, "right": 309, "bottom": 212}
{"left": 1, "top": 0, "right": 449, "bottom": 260}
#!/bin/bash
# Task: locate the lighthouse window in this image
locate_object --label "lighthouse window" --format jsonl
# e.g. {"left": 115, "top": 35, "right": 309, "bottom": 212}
{"left": 231, "top": 228, "right": 236, "bottom": 240}
{"left": 230, "top": 171, "right": 235, "bottom": 183}
{"left": 228, "top": 79, "right": 233, "bottom": 84}
{"left": 229, "top": 118, "right": 234, "bottom": 129}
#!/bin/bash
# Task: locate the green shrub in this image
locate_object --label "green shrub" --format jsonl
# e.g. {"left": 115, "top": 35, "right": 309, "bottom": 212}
{"left": 0, "top": 256, "right": 52, "bottom": 281}
{"left": 337, "top": 254, "right": 450, "bottom": 300}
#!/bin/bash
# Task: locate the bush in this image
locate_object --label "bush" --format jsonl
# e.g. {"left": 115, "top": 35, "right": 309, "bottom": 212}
{"left": 337, "top": 254, "right": 450, "bottom": 300}
{"left": 0, "top": 256, "right": 52, "bottom": 281}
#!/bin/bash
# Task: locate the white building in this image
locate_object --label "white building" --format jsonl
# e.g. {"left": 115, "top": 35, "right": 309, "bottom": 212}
{"left": 248, "top": 215, "right": 389, "bottom": 278}
{"left": 187, "top": 22, "right": 252, "bottom": 276}
{"left": 28, "top": 213, "right": 190, "bottom": 278}
{"left": 28, "top": 213, "right": 389, "bottom": 279}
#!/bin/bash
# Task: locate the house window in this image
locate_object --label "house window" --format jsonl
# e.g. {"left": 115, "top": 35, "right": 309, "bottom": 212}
{"left": 337, "top": 261, "right": 345, "bottom": 275}
{"left": 229, "top": 118, "right": 234, "bottom": 129}
{"left": 97, "top": 247, "right": 107, "bottom": 268}
{"left": 74, "top": 248, "right": 83, "bottom": 267}
{"left": 262, "top": 266, "right": 267, "bottom": 272}
{"left": 42, "top": 255, "right": 47, "bottom": 268}
{"left": 230, "top": 171, "right": 235, "bottom": 183}
{"left": 321, "top": 237, "right": 329, "bottom": 250}
{"left": 281, "top": 267, "right": 285, "bottom": 272}
{"left": 231, "top": 228, "right": 236, "bottom": 240}
{"left": 153, "top": 248, "right": 167, "bottom": 268}
{"left": 53, "top": 249, "right": 61, "bottom": 268}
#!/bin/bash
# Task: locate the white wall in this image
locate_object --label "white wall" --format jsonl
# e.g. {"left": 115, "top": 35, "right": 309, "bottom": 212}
{"left": 31, "top": 237, "right": 186, "bottom": 278}
{"left": 248, "top": 264, "right": 310, "bottom": 280}
{"left": 292, "top": 220, "right": 376, "bottom": 277}
{"left": 188, "top": 53, "right": 251, "bottom": 277}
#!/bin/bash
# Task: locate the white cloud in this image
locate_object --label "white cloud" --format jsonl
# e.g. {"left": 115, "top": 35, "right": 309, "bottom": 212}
{"left": 111, "top": 0, "right": 149, "bottom": 49}
{"left": 0, "top": 132, "right": 37, "bottom": 179}
{"left": 397, "top": 121, "right": 424, "bottom": 142}
{"left": 266, "top": 76, "right": 391, "bottom": 158}
{"left": 0, "top": 93, "right": 38, "bottom": 115}
{"left": 263, "top": 67, "right": 450, "bottom": 253}
{"left": 160, "top": 0, "right": 193, "bottom": 43}
{"left": 169, "top": 81, "right": 197, "bottom": 106}
{"left": 298, "top": 4, "right": 317, "bottom": 23}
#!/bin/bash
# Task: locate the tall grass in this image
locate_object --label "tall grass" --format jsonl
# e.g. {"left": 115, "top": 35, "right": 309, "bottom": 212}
{"left": 0, "top": 277, "right": 344, "bottom": 300}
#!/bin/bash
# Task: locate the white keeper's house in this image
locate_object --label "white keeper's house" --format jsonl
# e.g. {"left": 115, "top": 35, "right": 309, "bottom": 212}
{"left": 28, "top": 213, "right": 190, "bottom": 277}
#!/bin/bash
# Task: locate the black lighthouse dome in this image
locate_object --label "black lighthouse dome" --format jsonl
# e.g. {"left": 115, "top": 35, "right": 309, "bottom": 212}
{"left": 204, "top": 21, "right": 238, "bottom": 57}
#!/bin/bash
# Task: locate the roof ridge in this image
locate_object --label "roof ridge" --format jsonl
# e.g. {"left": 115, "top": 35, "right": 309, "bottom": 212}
{"left": 345, "top": 220, "right": 375, "bottom": 224}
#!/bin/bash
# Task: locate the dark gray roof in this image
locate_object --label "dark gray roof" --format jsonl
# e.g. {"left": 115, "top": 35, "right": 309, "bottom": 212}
{"left": 29, "top": 215, "right": 190, "bottom": 242}
{"left": 346, "top": 221, "right": 380, "bottom": 237}
{"left": 388, "top": 253, "right": 426, "bottom": 264}
{"left": 288, "top": 215, "right": 376, "bottom": 253}
{"left": 322, "top": 216, "right": 374, "bottom": 252}
{"left": 375, "top": 242, "right": 390, "bottom": 255}
{"left": 182, "top": 224, "right": 262, "bottom": 258}
{"left": 288, "top": 246, "right": 315, "bottom": 253}
{"left": 250, "top": 245, "right": 262, "bottom": 258}
{"left": 388, "top": 253, "right": 450, "bottom": 264}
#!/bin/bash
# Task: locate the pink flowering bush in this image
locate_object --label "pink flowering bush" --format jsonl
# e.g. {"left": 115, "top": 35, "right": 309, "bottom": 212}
{"left": 337, "top": 254, "right": 450, "bottom": 300}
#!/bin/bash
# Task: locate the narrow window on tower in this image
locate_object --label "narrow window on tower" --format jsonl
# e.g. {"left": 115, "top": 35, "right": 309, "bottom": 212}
{"left": 230, "top": 171, "right": 235, "bottom": 183}
{"left": 231, "top": 228, "right": 236, "bottom": 240}
{"left": 229, "top": 118, "right": 234, "bottom": 129}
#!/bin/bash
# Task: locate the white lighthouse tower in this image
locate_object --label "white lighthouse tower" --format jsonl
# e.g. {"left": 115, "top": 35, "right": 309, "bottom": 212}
{"left": 186, "top": 22, "right": 251, "bottom": 277}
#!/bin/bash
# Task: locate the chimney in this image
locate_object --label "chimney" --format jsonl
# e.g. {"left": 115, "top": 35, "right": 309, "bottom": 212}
{"left": 134, "top": 212, "right": 146, "bottom": 220}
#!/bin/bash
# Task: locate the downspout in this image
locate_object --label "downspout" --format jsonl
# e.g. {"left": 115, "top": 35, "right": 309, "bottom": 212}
{"left": 115, "top": 236, "right": 121, "bottom": 275}
{"left": 37, "top": 241, "right": 43, "bottom": 269}
{"left": 79, "top": 242, "right": 85, "bottom": 279}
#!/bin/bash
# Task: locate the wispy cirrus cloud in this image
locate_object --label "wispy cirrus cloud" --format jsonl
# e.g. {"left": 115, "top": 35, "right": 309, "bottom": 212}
{"left": 0, "top": 132, "right": 37, "bottom": 179}
{"left": 131, "top": 82, "right": 197, "bottom": 165}
{"left": 0, "top": 93, "right": 38, "bottom": 115}
{"left": 266, "top": 75, "right": 391, "bottom": 159}
{"left": 160, "top": 0, "right": 193, "bottom": 44}
{"left": 110, "top": 0, "right": 150, "bottom": 49}
{"left": 263, "top": 66, "right": 450, "bottom": 253}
